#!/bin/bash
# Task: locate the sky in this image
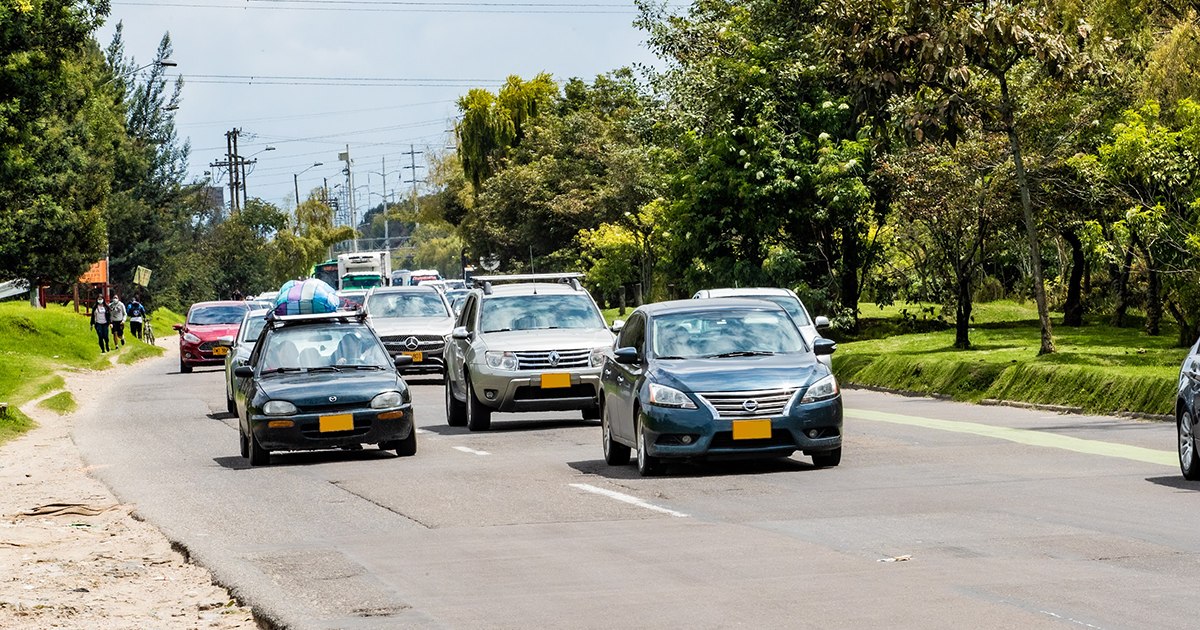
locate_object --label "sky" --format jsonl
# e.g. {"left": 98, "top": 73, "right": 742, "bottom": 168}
{"left": 97, "top": 0, "right": 666, "bottom": 216}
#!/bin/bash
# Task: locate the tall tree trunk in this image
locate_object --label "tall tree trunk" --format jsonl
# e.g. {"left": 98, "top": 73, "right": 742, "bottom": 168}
{"left": 1000, "top": 74, "right": 1054, "bottom": 354}
{"left": 1133, "top": 234, "right": 1161, "bottom": 335}
{"left": 1167, "top": 300, "right": 1197, "bottom": 348}
{"left": 1061, "top": 227, "right": 1085, "bottom": 326}
{"left": 840, "top": 225, "right": 861, "bottom": 332}
{"left": 954, "top": 267, "right": 972, "bottom": 349}
{"left": 1112, "top": 242, "right": 1134, "bottom": 327}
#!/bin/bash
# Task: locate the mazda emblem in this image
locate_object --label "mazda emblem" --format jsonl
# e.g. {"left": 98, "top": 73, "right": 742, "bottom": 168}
{"left": 548, "top": 351, "right": 561, "bottom": 367}
{"left": 329, "top": 396, "right": 338, "bottom": 403}
{"left": 741, "top": 399, "right": 759, "bottom": 412}
{"left": 405, "top": 336, "right": 421, "bottom": 350}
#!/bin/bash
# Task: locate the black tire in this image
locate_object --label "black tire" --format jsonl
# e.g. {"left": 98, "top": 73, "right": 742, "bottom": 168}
{"left": 635, "top": 412, "right": 662, "bottom": 476}
{"left": 465, "top": 375, "right": 492, "bottom": 432}
{"left": 248, "top": 430, "right": 271, "bottom": 466}
{"left": 812, "top": 447, "right": 842, "bottom": 468}
{"left": 446, "top": 378, "right": 467, "bottom": 427}
{"left": 1180, "top": 409, "right": 1200, "bottom": 480}
{"left": 582, "top": 404, "right": 601, "bottom": 421}
{"left": 226, "top": 392, "right": 237, "bottom": 416}
{"left": 180, "top": 358, "right": 192, "bottom": 374}
{"left": 239, "top": 425, "right": 249, "bottom": 459}
{"left": 384, "top": 428, "right": 418, "bottom": 457}
{"left": 602, "top": 398, "right": 630, "bottom": 466}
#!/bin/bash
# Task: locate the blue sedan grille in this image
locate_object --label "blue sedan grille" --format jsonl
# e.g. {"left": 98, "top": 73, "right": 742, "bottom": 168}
{"left": 695, "top": 388, "right": 797, "bottom": 417}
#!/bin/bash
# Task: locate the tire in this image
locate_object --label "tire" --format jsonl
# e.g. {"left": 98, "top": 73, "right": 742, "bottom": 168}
{"left": 446, "top": 377, "right": 467, "bottom": 427}
{"left": 248, "top": 430, "right": 271, "bottom": 466}
{"left": 226, "top": 393, "right": 237, "bottom": 416}
{"left": 465, "top": 375, "right": 492, "bottom": 432}
{"left": 1180, "top": 410, "right": 1200, "bottom": 480}
{"left": 635, "top": 412, "right": 662, "bottom": 476}
{"left": 180, "top": 358, "right": 192, "bottom": 374}
{"left": 602, "top": 398, "right": 630, "bottom": 466}
{"left": 383, "top": 428, "right": 418, "bottom": 457}
{"left": 239, "top": 425, "right": 249, "bottom": 459}
{"left": 582, "top": 405, "right": 601, "bottom": 421}
{"left": 811, "top": 447, "right": 842, "bottom": 468}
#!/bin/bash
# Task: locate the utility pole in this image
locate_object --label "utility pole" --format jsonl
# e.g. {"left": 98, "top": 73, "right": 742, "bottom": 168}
{"left": 210, "top": 128, "right": 243, "bottom": 213}
{"left": 402, "top": 144, "right": 425, "bottom": 217}
{"left": 339, "top": 145, "right": 357, "bottom": 252}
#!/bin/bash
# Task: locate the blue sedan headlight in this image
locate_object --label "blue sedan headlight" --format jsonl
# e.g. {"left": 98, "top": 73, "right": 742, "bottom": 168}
{"left": 648, "top": 383, "right": 697, "bottom": 409}
{"left": 801, "top": 373, "right": 839, "bottom": 403}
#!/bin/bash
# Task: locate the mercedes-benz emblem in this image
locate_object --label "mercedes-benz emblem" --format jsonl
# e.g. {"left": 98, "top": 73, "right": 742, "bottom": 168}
{"left": 741, "top": 399, "right": 760, "bottom": 413}
{"left": 404, "top": 336, "right": 421, "bottom": 350}
{"left": 548, "top": 351, "right": 561, "bottom": 367}
{"left": 329, "top": 396, "right": 338, "bottom": 403}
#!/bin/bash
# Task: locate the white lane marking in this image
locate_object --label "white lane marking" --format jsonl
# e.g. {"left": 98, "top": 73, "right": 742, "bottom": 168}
{"left": 1039, "top": 610, "right": 1104, "bottom": 629}
{"left": 569, "top": 483, "right": 689, "bottom": 518}
{"left": 453, "top": 446, "right": 490, "bottom": 456}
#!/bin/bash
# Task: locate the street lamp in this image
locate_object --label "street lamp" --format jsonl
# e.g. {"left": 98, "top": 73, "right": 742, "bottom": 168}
{"left": 294, "top": 162, "right": 323, "bottom": 210}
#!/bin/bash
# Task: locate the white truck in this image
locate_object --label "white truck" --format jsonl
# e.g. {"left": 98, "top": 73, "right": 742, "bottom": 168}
{"left": 337, "top": 251, "right": 392, "bottom": 291}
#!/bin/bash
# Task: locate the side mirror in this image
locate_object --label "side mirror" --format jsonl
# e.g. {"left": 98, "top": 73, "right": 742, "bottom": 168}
{"left": 215, "top": 335, "right": 235, "bottom": 347}
{"left": 172, "top": 323, "right": 184, "bottom": 331}
{"left": 613, "top": 346, "right": 641, "bottom": 365}
{"left": 610, "top": 319, "right": 625, "bottom": 333}
{"left": 814, "top": 316, "right": 831, "bottom": 330}
{"left": 813, "top": 338, "right": 837, "bottom": 356}
{"left": 451, "top": 326, "right": 472, "bottom": 340}
{"left": 234, "top": 366, "right": 254, "bottom": 378}
{"left": 394, "top": 354, "right": 414, "bottom": 367}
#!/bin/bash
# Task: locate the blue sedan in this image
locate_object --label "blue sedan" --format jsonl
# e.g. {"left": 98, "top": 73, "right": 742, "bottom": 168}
{"left": 600, "top": 299, "right": 842, "bottom": 476}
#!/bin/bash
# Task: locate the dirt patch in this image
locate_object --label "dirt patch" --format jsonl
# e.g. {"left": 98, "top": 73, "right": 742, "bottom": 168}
{"left": 0, "top": 359, "right": 257, "bottom": 628}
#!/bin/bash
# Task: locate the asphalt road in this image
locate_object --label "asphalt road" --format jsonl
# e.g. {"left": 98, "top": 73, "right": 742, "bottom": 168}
{"left": 75, "top": 350, "right": 1200, "bottom": 629}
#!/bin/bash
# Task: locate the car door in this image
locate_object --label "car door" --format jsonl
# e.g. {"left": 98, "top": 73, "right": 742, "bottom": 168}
{"left": 607, "top": 313, "right": 646, "bottom": 444}
{"left": 446, "top": 294, "right": 477, "bottom": 399}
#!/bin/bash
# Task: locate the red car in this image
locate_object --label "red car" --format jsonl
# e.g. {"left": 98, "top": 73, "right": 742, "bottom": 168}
{"left": 175, "top": 301, "right": 253, "bottom": 373}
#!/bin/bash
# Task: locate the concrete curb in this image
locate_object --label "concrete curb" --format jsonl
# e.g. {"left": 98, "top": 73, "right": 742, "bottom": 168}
{"left": 844, "top": 384, "right": 1172, "bottom": 422}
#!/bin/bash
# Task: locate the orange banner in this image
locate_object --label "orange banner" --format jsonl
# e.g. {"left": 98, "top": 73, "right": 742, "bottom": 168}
{"left": 79, "top": 259, "right": 108, "bottom": 284}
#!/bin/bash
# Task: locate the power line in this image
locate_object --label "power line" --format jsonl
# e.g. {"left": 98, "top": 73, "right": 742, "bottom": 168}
{"left": 111, "top": 1, "right": 647, "bottom": 14}
{"left": 178, "top": 99, "right": 456, "bottom": 127}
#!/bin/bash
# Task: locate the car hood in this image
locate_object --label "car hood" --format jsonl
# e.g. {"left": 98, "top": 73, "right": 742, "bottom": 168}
{"left": 184, "top": 324, "right": 240, "bottom": 340}
{"left": 481, "top": 328, "right": 614, "bottom": 351}
{"left": 257, "top": 370, "right": 402, "bottom": 406}
{"left": 650, "top": 353, "right": 828, "bottom": 393}
{"left": 371, "top": 316, "right": 455, "bottom": 337}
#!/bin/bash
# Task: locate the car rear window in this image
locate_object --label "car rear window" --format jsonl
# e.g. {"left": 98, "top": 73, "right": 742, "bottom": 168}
{"left": 189, "top": 305, "right": 249, "bottom": 325}
{"left": 366, "top": 292, "right": 448, "bottom": 318}
{"left": 480, "top": 294, "right": 605, "bottom": 333}
{"left": 652, "top": 309, "right": 806, "bottom": 358}
{"left": 240, "top": 316, "right": 268, "bottom": 343}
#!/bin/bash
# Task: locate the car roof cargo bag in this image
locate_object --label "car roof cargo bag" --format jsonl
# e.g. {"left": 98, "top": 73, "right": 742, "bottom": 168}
{"left": 273, "top": 278, "right": 341, "bottom": 316}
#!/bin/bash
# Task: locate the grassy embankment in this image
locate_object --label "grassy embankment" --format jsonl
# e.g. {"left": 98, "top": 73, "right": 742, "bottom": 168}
{"left": 833, "top": 300, "right": 1185, "bottom": 417}
{"left": 0, "top": 302, "right": 179, "bottom": 442}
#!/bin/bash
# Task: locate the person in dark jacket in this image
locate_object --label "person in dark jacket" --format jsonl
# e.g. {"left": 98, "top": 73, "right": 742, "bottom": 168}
{"left": 91, "top": 294, "right": 111, "bottom": 353}
{"left": 127, "top": 296, "right": 147, "bottom": 341}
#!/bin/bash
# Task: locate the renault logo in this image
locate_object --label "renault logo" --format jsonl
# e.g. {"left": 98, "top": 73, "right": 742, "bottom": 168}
{"left": 404, "top": 336, "right": 421, "bottom": 350}
{"left": 329, "top": 396, "right": 338, "bottom": 403}
{"left": 741, "top": 399, "right": 759, "bottom": 412}
{"left": 548, "top": 351, "right": 561, "bottom": 367}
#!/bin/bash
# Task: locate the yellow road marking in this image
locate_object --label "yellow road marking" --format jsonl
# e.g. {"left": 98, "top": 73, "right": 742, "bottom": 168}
{"left": 846, "top": 408, "right": 1178, "bottom": 467}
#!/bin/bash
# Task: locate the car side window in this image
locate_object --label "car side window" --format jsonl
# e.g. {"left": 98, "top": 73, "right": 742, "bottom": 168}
{"left": 618, "top": 314, "right": 645, "bottom": 355}
{"left": 461, "top": 296, "right": 478, "bottom": 333}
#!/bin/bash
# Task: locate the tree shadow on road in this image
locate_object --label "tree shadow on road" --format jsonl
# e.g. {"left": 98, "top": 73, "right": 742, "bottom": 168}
{"left": 1145, "top": 476, "right": 1200, "bottom": 491}
{"left": 420, "top": 418, "right": 598, "bottom": 436}
{"left": 567, "top": 456, "right": 815, "bottom": 480}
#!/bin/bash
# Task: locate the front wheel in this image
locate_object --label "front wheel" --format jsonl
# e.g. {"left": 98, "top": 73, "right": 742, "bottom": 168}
{"left": 636, "top": 414, "right": 662, "bottom": 477}
{"left": 226, "top": 391, "right": 237, "bottom": 416}
{"left": 602, "top": 399, "right": 630, "bottom": 466}
{"left": 248, "top": 431, "right": 271, "bottom": 466}
{"left": 382, "top": 428, "right": 417, "bottom": 457}
{"left": 180, "top": 358, "right": 192, "bottom": 374}
{"left": 446, "top": 378, "right": 467, "bottom": 426}
{"left": 465, "top": 376, "right": 492, "bottom": 432}
{"left": 1180, "top": 410, "right": 1200, "bottom": 480}
{"left": 238, "top": 425, "right": 249, "bottom": 459}
{"left": 811, "top": 447, "right": 842, "bottom": 468}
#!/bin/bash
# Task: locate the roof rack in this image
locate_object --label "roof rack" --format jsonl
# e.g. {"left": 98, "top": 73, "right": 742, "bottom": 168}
{"left": 266, "top": 310, "right": 367, "bottom": 325}
{"left": 471, "top": 273, "right": 585, "bottom": 295}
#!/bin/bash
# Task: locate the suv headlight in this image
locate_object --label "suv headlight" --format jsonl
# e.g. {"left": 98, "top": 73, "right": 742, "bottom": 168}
{"left": 801, "top": 373, "right": 839, "bottom": 403}
{"left": 484, "top": 351, "right": 519, "bottom": 371}
{"left": 590, "top": 347, "right": 606, "bottom": 367}
{"left": 648, "top": 383, "right": 697, "bottom": 409}
{"left": 370, "top": 391, "right": 404, "bottom": 409}
{"left": 263, "top": 400, "right": 297, "bottom": 416}
{"left": 183, "top": 332, "right": 201, "bottom": 344}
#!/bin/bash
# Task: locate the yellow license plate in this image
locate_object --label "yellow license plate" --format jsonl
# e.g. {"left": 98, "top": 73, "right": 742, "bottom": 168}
{"left": 319, "top": 414, "right": 354, "bottom": 433}
{"left": 402, "top": 351, "right": 423, "bottom": 362}
{"left": 212, "top": 346, "right": 229, "bottom": 356}
{"left": 732, "top": 419, "right": 772, "bottom": 440}
{"left": 541, "top": 373, "right": 571, "bottom": 389}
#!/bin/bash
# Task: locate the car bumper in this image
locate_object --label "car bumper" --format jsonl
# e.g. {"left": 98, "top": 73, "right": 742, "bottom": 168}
{"left": 470, "top": 366, "right": 602, "bottom": 412}
{"left": 181, "top": 344, "right": 229, "bottom": 366}
{"left": 399, "top": 354, "right": 445, "bottom": 375}
{"left": 250, "top": 405, "right": 414, "bottom": 451}
{"left": 640, "top": 396, "right": 842, "bottom": 460}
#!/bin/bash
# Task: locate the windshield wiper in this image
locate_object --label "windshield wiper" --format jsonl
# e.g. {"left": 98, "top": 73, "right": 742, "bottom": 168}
{"left": 306, "top": 366, "right": 343, "bottom": 373}
{"left": 655, "top": 355, "right": 688, "bottom": 360}
{"left": 483, "top": 328, "right": 512, "bottom": 333}
{"left": 345, "top": 364, "right": 385, "bottom": 370}
{"left": 707, "top": 351, "right": 775, "bottom": 358}
{"left": 261, "top": 367, "right": 304, "bottom": 374}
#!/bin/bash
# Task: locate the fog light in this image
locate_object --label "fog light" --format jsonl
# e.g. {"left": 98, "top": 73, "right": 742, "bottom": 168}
{"left": 268, "top": 420, "right": 295, "bottom": 429}
{"left": 807, "top": 428, "right": 821, "bottom": 438}
{"left": 485, "top": 389, "right": 497, "bottom": 400}
{"left": 681, "top": 435, "right": 693, "bottom": 444}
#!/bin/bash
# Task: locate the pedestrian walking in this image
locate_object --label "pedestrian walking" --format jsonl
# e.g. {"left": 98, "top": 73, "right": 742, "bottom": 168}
{"left": 127, "top": 295, "right": 147, "bottom": 341}
{"left": 91, "top": 294, "right": 110, "bottom": 353}
{"left": 109, "top": 293, "right": 127, "bottom": 347}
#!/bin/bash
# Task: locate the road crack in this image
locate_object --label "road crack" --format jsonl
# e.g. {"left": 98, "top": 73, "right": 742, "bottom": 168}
{"left": 328, "top": 481, "right": 433, "bottom": 529}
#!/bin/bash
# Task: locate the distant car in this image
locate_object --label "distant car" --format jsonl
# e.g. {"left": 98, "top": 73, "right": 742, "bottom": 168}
{"left": 233, "top": 310, "right": 416, "bottom": 466}
{"left": 1177, "top": 342, "right": 1200, "bottom": 479}
{"left": 337, "top": 290, "right": 367, "bottom": 311}
{"left": 601, "top": 299, "right": 842, "bottom": 476}
{"left": 419, "top": 279, "right": 467, "bottom": 292}
{"left": 175, "top": 301, "right": 252, "bottom": 374}
{"left": 445, "top": 289, "right": 470, "bottom": 315}
{"left": 363, "top": 286, "right": 455, "bottom": 376}
{"left": 444, "top": 273, "right": 616, "bottom": 430}
{"left": 692, "top": 287, "right": 833, "bottom": 369}
{"left": 219, "top": 308, "right": 270, "bottom": 415}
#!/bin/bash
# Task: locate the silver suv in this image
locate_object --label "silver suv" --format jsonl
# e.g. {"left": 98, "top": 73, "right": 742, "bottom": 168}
{"left": 693, "top": 287, "right": 833, "bottom": 369}
{"left": 364, "top": 286, "right": 455, "bottom": 376}
{"left": 444, "top": 274, "right": 616, "bottom": 431}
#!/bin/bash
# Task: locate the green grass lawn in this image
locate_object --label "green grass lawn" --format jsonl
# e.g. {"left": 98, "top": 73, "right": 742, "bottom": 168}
{"left": 835, "top": 300, "right": 1184, "bottom": 416}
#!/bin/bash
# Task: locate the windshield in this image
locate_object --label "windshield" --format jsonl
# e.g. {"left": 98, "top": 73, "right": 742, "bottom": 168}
{"left": 189, "top": 304, "right": 249, "bottom": 326}
{"left": 366, "top": 292, "right": 449, "bottom": 318}
{"left": 716, "top": 294, "right": 810, "bottom": 326}
{"left": 239, "top": 316, "right": 268, "bottom": 343}
{"left": 260, "top": 324, "right": 391, "bottom": 371}
{"left": 480, "top": 294, "right": 605, "bottom": 333}
{"left": 652, "top": 309, "right": 806, "bottom": 358}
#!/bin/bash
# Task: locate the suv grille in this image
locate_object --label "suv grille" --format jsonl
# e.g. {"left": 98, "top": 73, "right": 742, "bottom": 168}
{"left": 695, "top": 388, "right": 797, "bottom": 418}
{"left": 514, "top": 349, "right": 590, "bottom": 370}
{"left": 381, "top": 334, "right": 445, "bottom": 354}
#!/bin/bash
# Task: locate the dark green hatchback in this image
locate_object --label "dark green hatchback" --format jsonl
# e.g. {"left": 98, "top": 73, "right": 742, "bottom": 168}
{"left": 233, "top": 310, "right": 416, "bottom": 466}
